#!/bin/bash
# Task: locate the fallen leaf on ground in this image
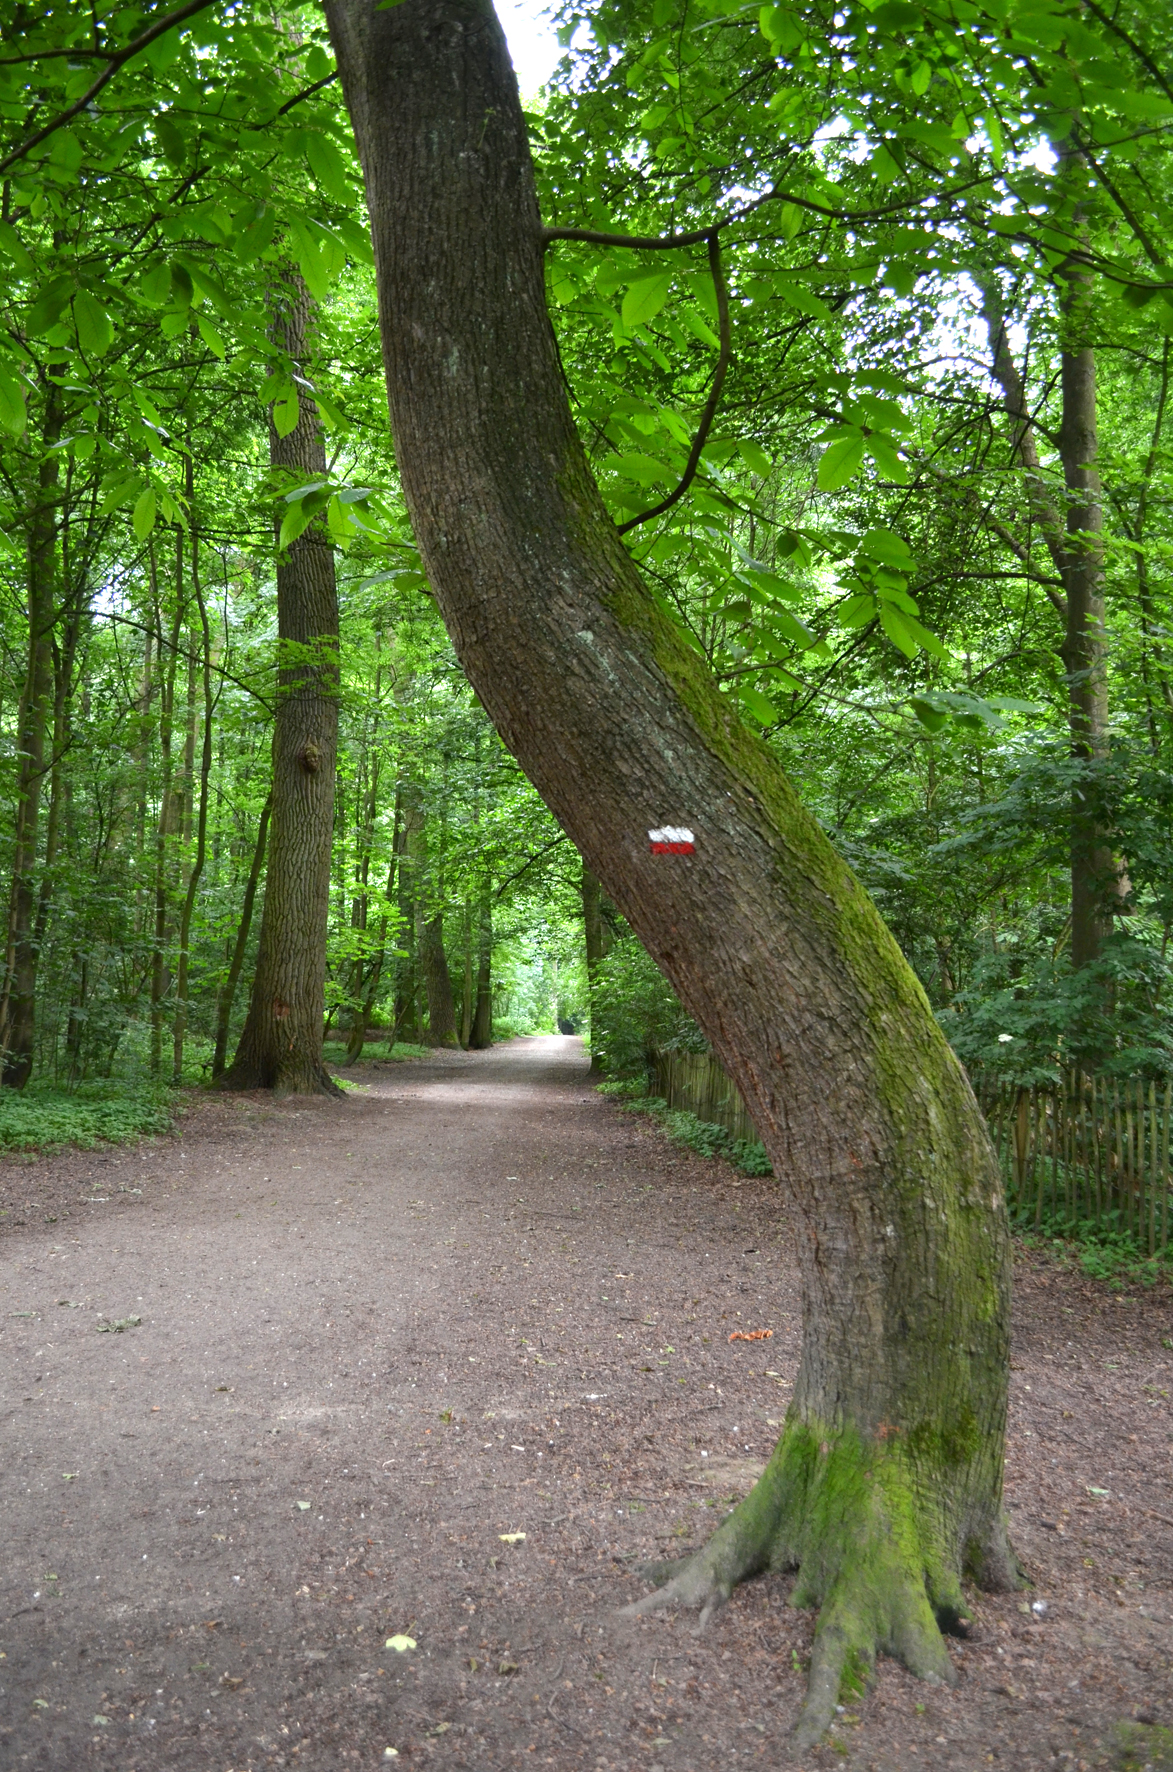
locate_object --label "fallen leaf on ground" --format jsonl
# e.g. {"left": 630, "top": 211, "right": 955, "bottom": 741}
{"left": 728, "top": 1328, "right": 772, "bottom": 1342}
{"left": 97, "top": 1315, "right": 141, "bottom": 1334}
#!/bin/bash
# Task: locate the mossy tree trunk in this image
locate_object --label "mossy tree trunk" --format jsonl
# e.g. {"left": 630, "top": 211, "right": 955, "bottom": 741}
{"left": 327, "top": 0, "right": 1017, "bottom": 1740}
{"left": 221, "top": 272, "right": 341, "bottom": 1097}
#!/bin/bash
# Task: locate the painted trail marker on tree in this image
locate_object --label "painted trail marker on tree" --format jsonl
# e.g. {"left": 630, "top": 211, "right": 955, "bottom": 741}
{"left": 648, "top": 826, "right": 694, "bottom": 854}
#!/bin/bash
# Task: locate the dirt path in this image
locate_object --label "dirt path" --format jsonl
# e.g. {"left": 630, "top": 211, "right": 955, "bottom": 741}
{"left": 1, "top": 1035, "right": 1170, "bottom": 1771}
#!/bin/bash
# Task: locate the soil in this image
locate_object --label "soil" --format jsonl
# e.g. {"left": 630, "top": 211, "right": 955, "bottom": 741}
{"left": 0, "top": 1035, "right": 1170, "bottom": 1772}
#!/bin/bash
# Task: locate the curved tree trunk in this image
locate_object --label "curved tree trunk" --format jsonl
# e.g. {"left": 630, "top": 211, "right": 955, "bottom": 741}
{"left": 221, "top": 272, "right": 341, "bottom": 1097}
{"left": 327, "top": 0, "right": 1016, "bottom": 1741}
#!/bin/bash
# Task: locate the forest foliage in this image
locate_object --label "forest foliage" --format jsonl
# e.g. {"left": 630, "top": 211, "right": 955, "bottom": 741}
{"left": 0, "top": 0, "right": 1170, "bottom": 1131}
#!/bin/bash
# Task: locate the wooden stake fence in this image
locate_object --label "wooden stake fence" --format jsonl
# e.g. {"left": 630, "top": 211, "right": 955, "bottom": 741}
{"left": 651, "top": 1049, "right": 759, "bottom": 1147}
{"left": 975, "top": 1071, "right": 1172, "bottom": 1256}
{"left": 654, "top": 1049, "right": 1171, "bottom": 1257}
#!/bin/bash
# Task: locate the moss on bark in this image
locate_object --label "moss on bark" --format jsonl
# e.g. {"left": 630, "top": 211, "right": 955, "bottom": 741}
{"left": 627, "top": 1415, "right": 1018, "bottom": 1746}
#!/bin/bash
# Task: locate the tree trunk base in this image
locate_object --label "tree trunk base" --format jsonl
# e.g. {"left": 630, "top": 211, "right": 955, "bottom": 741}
{"left": 623, "top": 1420, "right": 1021, "bottom": 1747}
{"left": 217, "top": 1052, "right": 344, "bottom": 1098}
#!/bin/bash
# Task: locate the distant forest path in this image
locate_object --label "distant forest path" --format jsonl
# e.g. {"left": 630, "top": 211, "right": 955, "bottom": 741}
{"left": 1, "top": 1037, "right": 1170, "bottom": 1770}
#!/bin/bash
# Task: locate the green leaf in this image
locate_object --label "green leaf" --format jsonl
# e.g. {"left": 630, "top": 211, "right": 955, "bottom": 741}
{"left": 837, "top": 593, "right": 876, "bottom": 628}
{"left": 73, "top": 290, "right": 114, "bottom": 358}
{"left": 26, "top": 275, "right": 75, "bottom": 336}
{"left": 910, "top": 697, "right": 949, "bottom": 733}
{"left": 196, "top": 315, "right": 225, "bottom": 359}
{"left": 878, "top": 601, "right": 918, "bottom": 657}
{"left": 133, "top": 488, "right": 157, "bottom": 541}
{"left": 678, "top": 305, "right": 720, "bottom": 348}
{"left": 139, "top": 262, "right": 172, "bottom": 306}
{"left": 738, "top": 685, "right": 781, "bottom": 726}
{"left": 621, "top": 273, "right": 674, "bottom": 330}
{"left": 864, "top": 432, "right": 909, "bottom": 484}
{"left": 817, "top": 431, "right": 865, "bottom": 491}
{"left": 272, "top": 386, "right": 300, "bottom": 438}
{"left": 286, "top": 215, "right": 331, "bottom": 304}
{"left": 601, "top": 452, "right": 671, "bottom": 486}
{"left": 739, "top": 441, "right": 774, "bottom": 478}
{"left": 0, "top": 368, "right": 27, "bottom": 437}
{"left": 170, "top": 262, "right": 194, "bottom": 309}
{"left": 306, "top": 131, "right": 350, "bottom": 203}
{"left": 858, "top": 527, "right": 914, "bottom": 569}
{"left": 772, "top": 277, "right": 833, "bottom": 319}
{"left": 153, "top": 113, "right": 186, "bottom": 166}
{"left": 897, "top": 611, "right": 948, "bottom": 660}
{"left": 0, "top": 220, "right": 35, "bottom": 275}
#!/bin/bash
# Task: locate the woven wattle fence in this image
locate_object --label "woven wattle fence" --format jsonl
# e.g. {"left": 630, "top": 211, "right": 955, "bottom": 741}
{"left": 975, "top": 1072, "right": 1172, "bottom": 1255}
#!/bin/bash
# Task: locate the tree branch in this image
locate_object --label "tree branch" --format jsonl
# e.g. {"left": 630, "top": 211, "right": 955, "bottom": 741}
{"left": 617, "top": 231, "right": 731, "bottom": 536}
{"left": 0, "top": 0, "right": 217, "bottom": 179}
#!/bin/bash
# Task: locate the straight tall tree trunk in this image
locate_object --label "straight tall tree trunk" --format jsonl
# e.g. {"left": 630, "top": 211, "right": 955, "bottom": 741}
{"left": 328, "top": 0, "right": 1016, "bottom": 1740}
{"left": 150, "top": 544, "right": 184, "bottom": 1075}
{"left": 468, "top": 885, "right": 493, "bottom": 1049}
{"left": 1, "top": 379, "right": 63, "bottom": 1087}
{"left": 982, "top": 263, "right": 1113, "bottom": 976}
{"left": 221, "top": 272, "right": 342, "bottom": 1096}
{"left": 173, "top": 545, "right": 214, "bottom": 1083}
{"left": 212, "top": 792, "right": 271, "bottom": 1078}
{"left": 1058, "top": 330, "right": 1110, "bottom": 972}
{"left": 581, "top": 865, "right": 607, "bottom": 1074}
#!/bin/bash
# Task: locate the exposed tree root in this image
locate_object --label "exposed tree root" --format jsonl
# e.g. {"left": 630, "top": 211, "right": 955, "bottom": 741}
{"left": 622, "top": 1420, "right": 1018, "bottom": 1748}
{"left": 218, "top": 1054, "right": 345, "bottom": 1098}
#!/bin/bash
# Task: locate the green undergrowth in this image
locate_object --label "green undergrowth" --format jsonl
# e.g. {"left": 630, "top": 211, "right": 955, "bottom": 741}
{"left": 1013, "top": 1205, "right": 1173, "bottom": 1290}
{"left": 597, "top": 1079, "right": 772, "bottom": 1176}
{"left": 1114, "top": 1720, "right": 1173, "bottom": 1771}
{"left": 323, "top": 1039, "right": 433, "bottom": 1064}
{"left": 0, "top": 1077, "right": 176, "bottom": 1152}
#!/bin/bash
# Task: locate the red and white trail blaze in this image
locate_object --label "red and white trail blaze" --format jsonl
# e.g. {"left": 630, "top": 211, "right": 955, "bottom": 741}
{"left": 648, "top": 826, "right": 695, "bottom": 855}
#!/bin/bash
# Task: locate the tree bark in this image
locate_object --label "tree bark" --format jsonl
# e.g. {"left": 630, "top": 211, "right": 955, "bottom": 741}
{"left": 327, "top": 0, "right": 1016, "bottom": 1739}
{"left": 422, "top": 910, "right": 459, "bottom": 1046}
{"left": 221, "top": 271, "right": 342, "bottom": 1096}
{"left": 172, "top": 534, "right": 214, "bottom": 1083}
{"left": 981, "top": 264, "right": 1115, "bottom": 976}
{"left": 581, "top": 864, "right": 607, "bottom": 1074}
{"left": 149, "top": 536, "right": 186, "bottom": 1073}
{"left": 1056, "top": 282, "right": 1111, "bottom": 973}
{"left": 1, "top": 376, "right": 63, "bottom": 1087}
{"left": 211, "top": 791, "right": 271, "bottom": 1078}
{"left": 468, "top": 881, "right": 493, "bottom": 1048}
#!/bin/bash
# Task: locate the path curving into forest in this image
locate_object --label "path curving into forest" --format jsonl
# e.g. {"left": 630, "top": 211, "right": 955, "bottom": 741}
{"left": 1, "top": 1036, "right": 1170, "bottom": 1770}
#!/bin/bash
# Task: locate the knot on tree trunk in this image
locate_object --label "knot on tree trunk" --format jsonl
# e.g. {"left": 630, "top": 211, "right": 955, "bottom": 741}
{"left": 298, "top": 740, "right": 322, "bottom": 774}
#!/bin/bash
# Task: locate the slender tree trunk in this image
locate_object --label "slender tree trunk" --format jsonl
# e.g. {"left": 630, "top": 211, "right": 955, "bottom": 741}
{"left": 211, "top": 792, "right": 271, "bottom": 1078}
{"left": 468, "top": 881, "right": 493, "bottom": 1048}
{"left": 1057, "top": 273, "right": 1111, "bottom": 972}
{"left": 1, "top": 378, "right": 63, "bottom": 1087}
{"left": 346, "top": 795, "right": 400, "bottom": 1065}
{"left": 328, "top": 1, "right": 1016, "bottom": 1739}
{"left": 581, "top": 864, "right": 607, "bottom": 1074}
{"left": 150, "top": 542, "right": 184, "bottom": 1074}
{"left": 173, "top": 541, "right": 214, "bottom": 1083}
{"left": 981, "top": 258, "right": 1114, "bottom": 976}
{"left": 221, "top": 272, "right": 342, "bottom": 1095}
